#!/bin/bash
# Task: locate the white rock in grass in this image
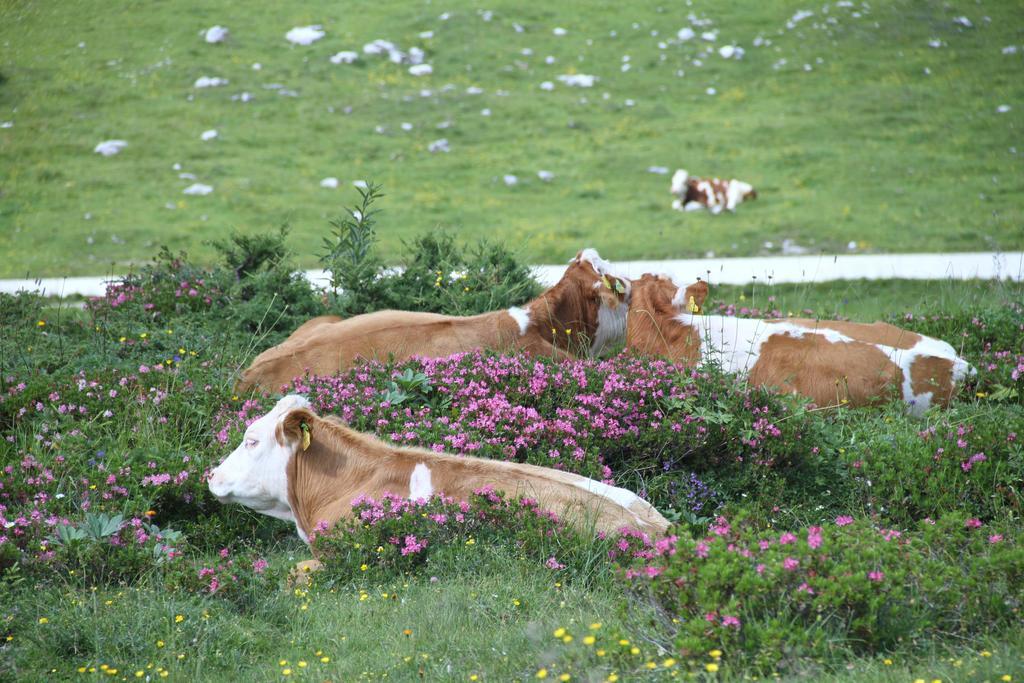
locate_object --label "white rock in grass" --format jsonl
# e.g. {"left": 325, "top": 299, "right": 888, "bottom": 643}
{"left": 330, "top": 51, "right": 359, "bottom": 64}
{"left": 503, "top": 174, "right": 518, "bottom": 186}
{"left": 539, "top": 80, "right": 555, "bottom": 91}
{"left": 847, "top": 240, "right": 857, "bottom": 251}
{"left": 409, "top": 64, "right": 433, "bottom": 76}
{"left": 677, "top": 27, "right": 695, "bottom": 41}
{"left": 401, "top": 122, "right": 413, "bottom": 131}
{"left": 705, "top": 87, "right": 717, "bottom": 95}
{"left": 953, "top": 16, "right": 972, "bottom": 28}
{"left": 557, "top": 73, "right": 596, "bottom": 87}
{"left": 553, "top": 27, "right": 567, "bottom": 36}
{"left": 480, "top": 108, "right": 491, "bottom": 116}
{"left": 787, "top": 10, "right": 813, "bottom": 29}
{"left": 194, "top": 76, "right": 228, "bottom": 88}
{"left": 408, "top": 47, "right": 425, "bottom": 65}
{"left": 320, "top": 177, "right": 339, "bottom": 189}
{"left": 286, "top": 25, "right": 325, "bottom": 45}
{"left": 647, "top": 166, "right": 669, "bottom": 175}
{"left": 200, "top": 129, "right": 218, "bottom": 141}
{"left": 252, "top": 62, "right": 262, "bottom": 71}
{"left": 997, "top": 105, "right": 1011, "bottom": 113}
{"left": 1002, "top": 46, "right": 1019, "bottom": 55}
{"left": 718, "top": 45, "right": 744, "bottom": 59}
{"left": 94, "top": 140, "right": 127, "bottom": 156}
{"left": 513, "top": 23, "right": 524, "bottom": 33}
{"left": 183, "top": 183, "right": 213, "bottom": 195}
{"left": 203, "top": 26, "right": 229, "bottom": 44}
{"left": 701, "top": 30, "right": 717, "bottom": 42}
{"left": 353, "top": 180, "right": 369, "bottom": 189}
{"left": 0, "top": 121, "right": 13, "bottom": 129}
{"left": 231, "top": 91, "right": 253, "bottom": 102}
{"left": 419, "top": 30, "right": 434, "bottom": 39}
{"left": 537, "top": 170, "right": 554, "bottom": 182}
{"left": 428, "top": 138, "right": 450, "bottom": 153}
{"left": 928, "top": 39, "right": 944, "bottom": 48}
{"left": 363, "top": 39, "right": 396, "bottom": 56}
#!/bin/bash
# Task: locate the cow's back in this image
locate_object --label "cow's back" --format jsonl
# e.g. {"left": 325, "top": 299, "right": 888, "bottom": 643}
{"left": 238, "top": 310, "right": 516, "bottom": 393}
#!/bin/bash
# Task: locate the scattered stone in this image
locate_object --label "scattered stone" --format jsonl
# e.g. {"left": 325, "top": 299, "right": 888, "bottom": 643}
{"left": 996, "top": 104, "right": 1011, "bottom": 113}
{"left": 537, "top": 170, "right": 554, "bottom": 182}
{"left": 286, "top": 25, "right": 325, "bottom": 46}
{"left": 503, "top": 174, "right": 518, "bottom": 186}
{"left": 200, "top": 129, "right": 218, "bottom": 141}
{"left": 183, "top": 183, "right": 213, "bottom": 195}
{"left": 203, "top": 26, "right": 229, "bottom": 44}
{"left": 553, "top": 27, "right": 568, "bottom": 36}
{"left": 320, "top": 177, "right": 339, "bottom": 189}
{"left": 330, "top": 51, "right": 359, "bottom": 64}
{"left": 557, "top": 74, "right": 596, "bottom": 87}
{"left": 428, "top": 138, "right": 450, "bottom": 153}
{"left": 94, "top": 140, "right": 127, "bottom": 156}
{"left": 194, "top": 76, "right": 228, "bottom": 88}
{"left": 409, "top": 64, "right": 433, "bottom": 76}
{"left": 677, "top": 27, "right": 695, "bottom": 41}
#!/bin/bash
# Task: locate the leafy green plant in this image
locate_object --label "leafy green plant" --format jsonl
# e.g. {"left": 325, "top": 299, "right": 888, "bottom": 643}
{"left": 320, "top": 183, "right": 386, "bottom": 315}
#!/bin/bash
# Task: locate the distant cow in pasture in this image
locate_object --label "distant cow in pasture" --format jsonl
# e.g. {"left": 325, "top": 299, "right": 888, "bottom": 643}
{"left": 670, "top": 169, "right": 757, "bottom": 214}
{"left": 625, "top": 274, "right": 973, "bottom": 414}
{"left": 237, "top": 249, "right": 631, "bottom": 393}
{"left": 207, "top": 395, "right": 672, "bottom": 549}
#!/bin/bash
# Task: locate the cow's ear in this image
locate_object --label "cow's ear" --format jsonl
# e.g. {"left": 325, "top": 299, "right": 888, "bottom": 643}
{"left": 279, "top": 408, "right": 317, "bottom": 450}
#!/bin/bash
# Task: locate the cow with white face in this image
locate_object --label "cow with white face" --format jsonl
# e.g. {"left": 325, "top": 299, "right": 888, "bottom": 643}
{"left": 670, "top": 169, "right": 758, "bottom": 214}
{"left": 207, "top": 394, "right": 310, "bottom": 530}
{"left": 209, "top": 395, "right": 672, "bottom": 555}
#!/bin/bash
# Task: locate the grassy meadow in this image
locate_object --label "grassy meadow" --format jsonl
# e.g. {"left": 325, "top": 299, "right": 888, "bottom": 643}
{"left": 1, "top": 0, "right": 1023, "bottom": 277}
{"left": 1, "top": 232, "right": 1023, "bottom": 680}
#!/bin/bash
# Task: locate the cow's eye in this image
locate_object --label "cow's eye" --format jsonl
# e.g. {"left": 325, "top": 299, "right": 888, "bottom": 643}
{"left": 245, "top": 438, "right": 258, "bottom": 449}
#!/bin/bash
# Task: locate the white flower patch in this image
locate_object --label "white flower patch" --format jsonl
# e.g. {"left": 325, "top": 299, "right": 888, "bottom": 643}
{"left": 428, "top": 138, "right": 450, "bottom": 153}
{"left": 183, "top": 183, "right": 213, "bottom": 195}
{"left": 286, "top": 25, "right": 325, "bottom": 46}
{"left": 409, "top": 64, "right": 433, "bottom": 76}
{"left": 94, "top": 140, "right": 127, "bottom": 156}
{"left": 557, "top": 74, "right": 596, "bottom": 87}
{"left": 203, "top": 26, "right": 229, "bottom": 44}
{"left": 330, "top": 51, "right": 359, "bottom": 64}
{"left": 194, "top": 76, "right": 228, "bottom": 88}
{"left": 320, "top": 177, "right": 339, "bottom": 189}
{"left": 200, "top": 129, "right": 218, "bottom": 141}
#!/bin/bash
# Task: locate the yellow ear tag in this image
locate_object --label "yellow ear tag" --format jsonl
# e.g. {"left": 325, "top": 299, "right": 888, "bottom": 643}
{"left": 300, "top": 422, "right": 311, "bottom": 452}
{"left": 687, "top": 296, "right": 700, "bottom": 314}
{"left": 601, "top": 275, "right": 612, "bottom": 290}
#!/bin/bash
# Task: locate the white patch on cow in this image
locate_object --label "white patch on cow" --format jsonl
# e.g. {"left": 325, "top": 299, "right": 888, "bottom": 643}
{"left": 572, "top": 477, "right": 638, "bottom": 510}
{"left": 409, "top": 463, "right": 433, "bottom": 501}
{"left": 726, "top": 180, "right": 753, "bottom": 211}
{"left": 208, "top": 394, "right": 311, "bottom": 522}
{"left": 679, "top": 315, "right": 860, "bottom": 375}
{"left": 590, "top": 295, "right": 628, "bottom": 356}
{"left": 671, "top": 199, "right": 683, "bottom": 211}
{"left": 576, "top": 248, "right": 618, "bottom": 278}
{"left": 507, "top": 306, "right": 531, "bottom": 335}
{"left": 684, "top": 201, "right": 704, "bottom": 212}
{"left": 670, "top": 169, "right": 689, "bottom": 195}
{"left": 870, "top": 334, "right": 965, "bottom": 416}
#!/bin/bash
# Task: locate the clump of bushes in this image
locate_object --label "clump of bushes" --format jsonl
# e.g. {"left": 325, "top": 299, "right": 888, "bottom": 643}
{"left": 625, "top": 513, "right": 1024, "bottom": 674}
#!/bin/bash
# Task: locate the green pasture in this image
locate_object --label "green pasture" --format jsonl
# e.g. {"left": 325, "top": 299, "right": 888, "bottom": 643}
{"left": 1, "top": 0, "right": 1022, "bottom": 277}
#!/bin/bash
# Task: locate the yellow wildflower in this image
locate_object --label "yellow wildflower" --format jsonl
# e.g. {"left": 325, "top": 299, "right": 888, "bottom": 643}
{"left": 583, "top": 636, "right": 595, "bottom": 646}
{"left": 553, "top": 628, "right": 566, "bottom": 638}
{"left": 536, "top": 669, "right": 548, "bottom": 679}
{"left": 709, "top": 649, "right": 722, "bottom": 659}
{"left": 589, "top": 623, "right": 602, "bottom": 630}
{"left": 38, "top": 617, "right": 48, "bottom": 624}
{"left": 174, "top": 614, "right": 184, "bottom": 623}
{"left": 706, "top": 663, "right": 719, "bottom": 673}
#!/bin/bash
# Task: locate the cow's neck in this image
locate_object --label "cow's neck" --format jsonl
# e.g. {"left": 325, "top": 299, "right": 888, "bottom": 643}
{"left": 525, "top": 280, "right": 592, "bottom": 350}
{"left": 628, "top": 289, "right": 702, "bottom": 366}
{"left": 286, "top": 424, "right": 410, "bottom": 543}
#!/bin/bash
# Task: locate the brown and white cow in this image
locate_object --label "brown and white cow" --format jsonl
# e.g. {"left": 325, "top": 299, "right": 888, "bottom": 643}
{"left": 626, "top": 274, "right": 973, "bottom": 415}
{"left": 670, "top": 169, "right": 757, "bottom": 214}
{"left": 207, "top": 395, "right": 671, "bottom": 547}
{"left": 237, "top": 250, "right": 631, "bottom": 393}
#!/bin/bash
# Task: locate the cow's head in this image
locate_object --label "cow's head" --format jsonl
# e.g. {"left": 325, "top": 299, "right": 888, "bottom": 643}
{"left": 539, "top": 249, "right": 631, "bottom": 355}
{"left": 670, "top": 169, "right": 690, "bottom": 196}
{"left": 733, "top": 180, "right": 757, "bottom": 201}
{"left": 207, "top": 394, "right": 311, "bottom": 522}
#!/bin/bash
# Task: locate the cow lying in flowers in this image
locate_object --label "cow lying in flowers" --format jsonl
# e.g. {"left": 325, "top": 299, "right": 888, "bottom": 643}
{"left": 237, "top": 249, "right": 630, "bottom": 393}
{"left": 208, "top": 395, "right": 671, "bottom": 575}
{"left": 670, "top": 169, "right": 757, "bottom": 214}
{"left": 625, "top": 274, "right": 973, "bottom": 414}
